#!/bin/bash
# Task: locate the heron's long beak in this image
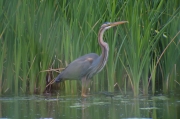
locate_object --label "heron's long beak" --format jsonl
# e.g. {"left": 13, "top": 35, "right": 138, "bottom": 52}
{"left": 110, "top": 21, "right": 128, "bottom": 27}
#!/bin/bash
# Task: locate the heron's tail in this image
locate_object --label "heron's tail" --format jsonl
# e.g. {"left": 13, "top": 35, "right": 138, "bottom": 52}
{"left": 55, "top": 73, "right": 63, "bottom": 83}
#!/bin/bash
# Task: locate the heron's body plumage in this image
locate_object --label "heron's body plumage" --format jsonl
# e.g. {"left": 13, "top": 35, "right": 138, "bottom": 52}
{"left": 55, "top": 53, "right": 99, "bottom": 80}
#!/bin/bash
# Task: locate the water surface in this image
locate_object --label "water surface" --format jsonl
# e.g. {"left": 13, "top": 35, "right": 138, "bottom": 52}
{"left": 0, "top": 92, "right": 180, "bottom": 119}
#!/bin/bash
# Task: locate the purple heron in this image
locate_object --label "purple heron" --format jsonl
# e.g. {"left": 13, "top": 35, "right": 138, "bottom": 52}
{"left": 55, "top": 21, "right": 128, "bottom": 97}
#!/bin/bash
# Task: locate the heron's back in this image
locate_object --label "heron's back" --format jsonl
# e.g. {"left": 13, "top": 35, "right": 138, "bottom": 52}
{"left": 55, "top": 53, "right": 99, "bottom": 81}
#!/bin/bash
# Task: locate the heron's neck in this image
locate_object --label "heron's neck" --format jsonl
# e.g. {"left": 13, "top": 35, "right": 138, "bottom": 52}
{"left": 97, "top": 28, "right": 109, "bottom": 71}
{"left": 98, "top": 28, "right": 109, "bottom": 56}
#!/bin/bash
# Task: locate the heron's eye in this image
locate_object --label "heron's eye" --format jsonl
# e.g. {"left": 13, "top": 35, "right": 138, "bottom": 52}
{"left": 104, "top": 22, "right": 110, "bottom": 24}
{"left": 101, "top": 22, "right": 111, "bottom": 28}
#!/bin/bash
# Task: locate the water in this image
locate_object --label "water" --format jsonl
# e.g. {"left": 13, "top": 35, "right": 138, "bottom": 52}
{"left": 0, "top": 92, "right": 180, "bottom": 119}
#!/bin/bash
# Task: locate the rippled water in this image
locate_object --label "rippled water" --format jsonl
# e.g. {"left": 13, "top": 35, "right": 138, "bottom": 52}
{"left": 0, "top": 92, "right": 180, "bottom": 119}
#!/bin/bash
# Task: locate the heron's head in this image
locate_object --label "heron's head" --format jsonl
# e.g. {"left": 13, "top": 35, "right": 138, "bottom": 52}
{"left": 101, "top": 21, "right": 128, "bottom": 30}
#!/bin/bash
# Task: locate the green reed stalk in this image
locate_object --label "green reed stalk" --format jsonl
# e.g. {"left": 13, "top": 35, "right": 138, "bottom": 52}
{"left": 0, "top": 42, "right": 6, "bottom": 94}
{"left": 14, "top": 2, "right": 26, "bottom": 94}
{"left": 64, "top": 30, "right": 71, "bottom": 94}
{"left": 1, "top": 3, "right": 6, "bottom": 93}
{"left": 150, "top": 57, "right": 157, "bottom": 95}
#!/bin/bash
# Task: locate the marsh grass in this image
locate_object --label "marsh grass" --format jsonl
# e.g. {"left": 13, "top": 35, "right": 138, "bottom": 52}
{"left": 0, "top": 0, "right": 180, "bottom": 96}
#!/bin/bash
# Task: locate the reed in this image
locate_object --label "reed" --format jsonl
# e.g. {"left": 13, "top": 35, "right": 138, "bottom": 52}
{"left": 121, "top": 1, "right": 157, "bottom": 96}
{"left": 0, "top": 0, "right": 180, "bottom": 96}
{"left": 121, "top": 0, "right": 180, "bottom": 96}
{"left": 158, "top": 3, "right": 180, "bottom": 93}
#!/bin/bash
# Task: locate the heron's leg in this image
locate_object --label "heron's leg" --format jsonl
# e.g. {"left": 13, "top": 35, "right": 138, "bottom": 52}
{"left": 81, "top": 77, "right": 90, "bottom": 97}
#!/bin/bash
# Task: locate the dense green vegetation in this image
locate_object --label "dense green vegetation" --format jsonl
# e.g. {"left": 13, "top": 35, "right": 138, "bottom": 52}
{"left": 0, "top": 0, "right": 179, "bottom": 96}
